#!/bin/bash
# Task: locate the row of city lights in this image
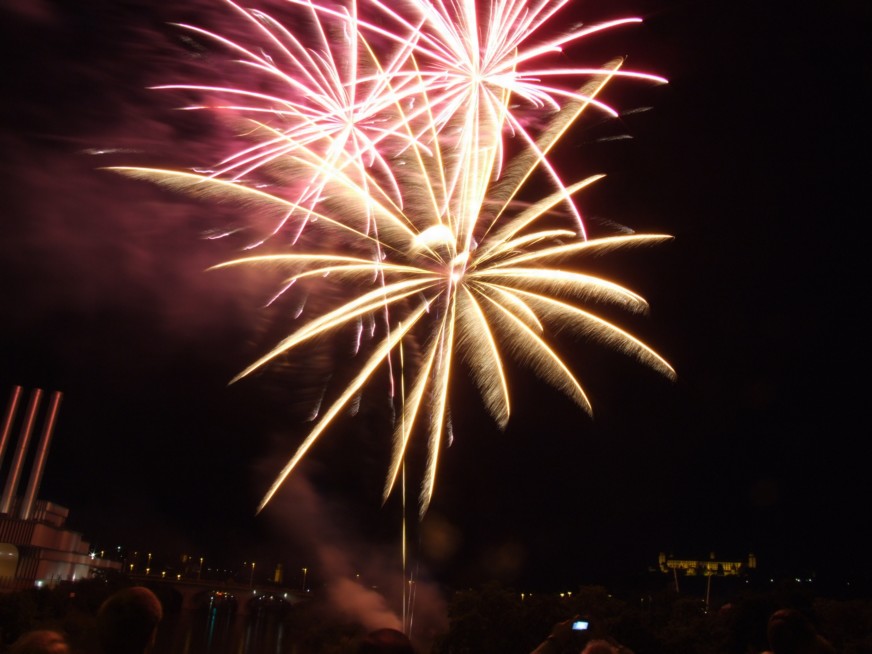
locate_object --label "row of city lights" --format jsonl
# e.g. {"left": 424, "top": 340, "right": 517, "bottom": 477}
{"left": 89, "top": 547, "right": 311, "bottom": 590}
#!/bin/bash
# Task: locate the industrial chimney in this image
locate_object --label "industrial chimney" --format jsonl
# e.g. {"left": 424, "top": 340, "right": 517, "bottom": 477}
{"left": 0, "top": 386, "right": 63, "bottom": 518}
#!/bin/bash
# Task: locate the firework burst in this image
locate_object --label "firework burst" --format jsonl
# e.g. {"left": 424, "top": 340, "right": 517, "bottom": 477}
{"left": 111, "top": 0, "right": 673, "bottom": 515}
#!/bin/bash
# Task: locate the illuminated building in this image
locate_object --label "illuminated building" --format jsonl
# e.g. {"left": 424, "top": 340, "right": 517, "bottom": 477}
{"left": 0, "top": 386, "right": 121, "bottom": 590}
{"left": 656, "top": 552, "right": 758, "bottom": 611}
{"left": 658, "top": 551, "right": 757, "bottom": 577}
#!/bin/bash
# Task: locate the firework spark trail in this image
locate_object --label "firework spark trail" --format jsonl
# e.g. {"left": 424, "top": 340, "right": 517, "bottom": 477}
{"left": 111, "top": 0, "right": 674, "bottom": 516}
{"left": 161, "top": 0, "right": 665, "bottom": 244}
{"left": 160, "top": 0, "right": 423, "bottom": 244}
{"left": 361, "top": 0, "right": 666, "bottom": 232}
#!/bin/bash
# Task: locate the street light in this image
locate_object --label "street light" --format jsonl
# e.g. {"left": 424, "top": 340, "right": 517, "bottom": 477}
{"left": 301, "top": 567, "right": 308, "bottom": 592}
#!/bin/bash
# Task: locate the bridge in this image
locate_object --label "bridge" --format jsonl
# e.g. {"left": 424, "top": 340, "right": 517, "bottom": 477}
{"left": 127, "top": 574, "right": 310, "bottom": 614}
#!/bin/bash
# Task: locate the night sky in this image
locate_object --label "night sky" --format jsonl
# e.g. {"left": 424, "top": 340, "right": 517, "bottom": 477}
{"left": 1, "top": 0, "right": 869, "bottom": 596}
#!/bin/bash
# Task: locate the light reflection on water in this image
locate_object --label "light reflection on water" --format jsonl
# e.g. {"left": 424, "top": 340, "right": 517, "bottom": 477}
{"left": 155, "top": 601, "right": 292, "bottom": 654}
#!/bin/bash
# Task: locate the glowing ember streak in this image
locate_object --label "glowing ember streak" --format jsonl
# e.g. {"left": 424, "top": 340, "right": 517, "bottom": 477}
{"left": 111, "top": 0, "right": 674, "bottom": 516}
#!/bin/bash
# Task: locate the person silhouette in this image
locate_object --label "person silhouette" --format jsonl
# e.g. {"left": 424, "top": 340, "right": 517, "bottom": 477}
{"left": 96, "top": 587, "right": 163, "bottom": 654}
{"left": 8, "top": 630, "right": 69, "bottom": 654}
{"left": 766, "top": 609, "right": 835, "bottom": 654}
{"left": 531, "top": 619, "right": 633, "bottom": 654}
{"left": 357, "top": 627, "right": 415, "bottom": 653}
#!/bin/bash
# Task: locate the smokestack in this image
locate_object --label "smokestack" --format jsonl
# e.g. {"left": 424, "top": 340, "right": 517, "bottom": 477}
{"left": 0, "top": 385, "right": 23, "bottom": 474}
{"left": 19, "top": 391, "right": 63, "bottom": 520}
{"left": 0, "top": 388, "right": 43, "bottom": 515}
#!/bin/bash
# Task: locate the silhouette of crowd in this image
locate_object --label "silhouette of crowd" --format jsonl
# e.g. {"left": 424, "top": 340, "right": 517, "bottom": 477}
{"left": 2, "top": 582, "right": 857, "bottom": 654}
{"left": 528, "top": 606, "right": 840, "bottom": 654}
{"left": 7, "top": 586, "right": 162, "bottom": 654}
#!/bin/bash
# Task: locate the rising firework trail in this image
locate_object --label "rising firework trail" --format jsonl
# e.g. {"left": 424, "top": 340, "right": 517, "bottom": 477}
{"left": 111, "top": 0, "right": 674, "bottom": 516}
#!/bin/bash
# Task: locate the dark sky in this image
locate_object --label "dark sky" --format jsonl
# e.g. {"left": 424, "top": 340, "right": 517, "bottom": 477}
{"left": 1, "top": 0, "right": 869, "bottom": 595}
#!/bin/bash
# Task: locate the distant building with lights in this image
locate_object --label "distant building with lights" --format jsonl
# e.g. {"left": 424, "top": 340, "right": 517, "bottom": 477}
{"left": 0, "top": 386, "right": 121, "bottom": 590}
{"left": 658, "top": 551, "right": 757, "bottom": 577}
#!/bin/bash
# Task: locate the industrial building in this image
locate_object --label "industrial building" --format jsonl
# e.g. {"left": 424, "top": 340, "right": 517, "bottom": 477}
{"left": 0, "top": 386, "right": 120, "bottom": 590}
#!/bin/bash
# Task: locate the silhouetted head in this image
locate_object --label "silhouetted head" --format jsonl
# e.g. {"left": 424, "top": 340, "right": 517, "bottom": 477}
{"left": 581, "top": 640, "right": 618, "bottom": 654}
{"left": 357, "top": 628, "right": 414, "bottom": 654}
{"left": 9, "top": 630, "right": 69, "bottom": 654}
{"left": 767, "top": 609, "right": 835, "bottom": 654}
{"left": 96, "top": 586, "right": 163, "bottom": 654}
